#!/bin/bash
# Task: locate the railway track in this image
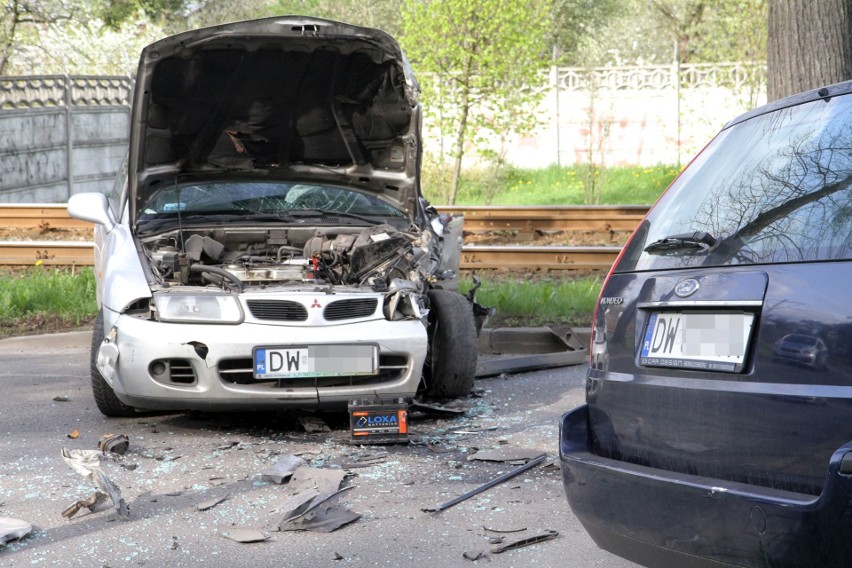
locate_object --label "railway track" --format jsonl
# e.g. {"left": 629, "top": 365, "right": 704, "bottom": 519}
{"left": 0, "top": 204, "right": 642, "bottom": 269}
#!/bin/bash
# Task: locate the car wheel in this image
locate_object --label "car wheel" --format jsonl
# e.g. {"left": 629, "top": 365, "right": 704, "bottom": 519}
{"left": 422, "top": 289, "right": 478, "bottom": 399}
{"left": 90, "top": 310, "right": 136, "bottom": 417}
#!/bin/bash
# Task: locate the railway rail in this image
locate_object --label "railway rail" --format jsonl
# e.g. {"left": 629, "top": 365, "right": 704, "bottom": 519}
{"left": 0, "top": 204, "right": 642, "bottom": 269}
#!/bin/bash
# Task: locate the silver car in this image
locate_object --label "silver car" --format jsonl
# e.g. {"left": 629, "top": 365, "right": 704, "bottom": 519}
{"left": 67, "top": 17, "right": 479, "bottom": 416}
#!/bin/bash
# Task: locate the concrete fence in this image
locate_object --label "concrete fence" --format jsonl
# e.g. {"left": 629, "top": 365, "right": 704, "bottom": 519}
{"left": 0, "top": 76, "right": 131, "bottom": 203}
{"left": 0, "top": 63, "right": 765, "bottom": 204}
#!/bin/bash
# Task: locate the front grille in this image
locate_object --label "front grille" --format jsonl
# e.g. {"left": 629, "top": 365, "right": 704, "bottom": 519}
{"left": 323, "top": 298, "right": 378, "bottom": 321}
{"left": 218, "top": 354, "right": 408, "bottom": 389}
{"left": 246, "top": 299, "right": 308, "bottom": 321}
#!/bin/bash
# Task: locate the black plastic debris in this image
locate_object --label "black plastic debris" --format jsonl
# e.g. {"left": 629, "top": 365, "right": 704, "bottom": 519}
{"left": 422, "top": 454, "right": 546, "bottom": 513}
{"left": 490, "top": 529, "right": 558, "bottom": 553}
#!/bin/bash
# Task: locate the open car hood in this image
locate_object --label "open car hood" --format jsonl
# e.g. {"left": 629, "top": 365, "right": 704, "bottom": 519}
{"left": 129, "top": 16, "right": 422, "bottom": 224}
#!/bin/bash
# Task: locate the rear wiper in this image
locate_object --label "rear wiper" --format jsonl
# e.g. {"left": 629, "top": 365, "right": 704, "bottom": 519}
{"left": 644, "top": 231, "right": 718, "bottom": 254}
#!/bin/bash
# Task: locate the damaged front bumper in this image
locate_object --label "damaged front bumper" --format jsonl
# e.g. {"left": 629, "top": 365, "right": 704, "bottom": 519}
{"left": 97, "top": 311, "right": 427, "bottom": 411}
{"left": 559, "top": 404, "right": 852, "bottom": 568}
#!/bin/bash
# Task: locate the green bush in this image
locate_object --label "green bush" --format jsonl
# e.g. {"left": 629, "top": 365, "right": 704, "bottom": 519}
{"left": 423, "top": 163, "right": 681, "bottom": 206}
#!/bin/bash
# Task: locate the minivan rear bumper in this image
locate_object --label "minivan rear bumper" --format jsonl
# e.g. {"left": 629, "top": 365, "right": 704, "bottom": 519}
{"left": 560, "top": 404, "right": 852, "bottom": 568}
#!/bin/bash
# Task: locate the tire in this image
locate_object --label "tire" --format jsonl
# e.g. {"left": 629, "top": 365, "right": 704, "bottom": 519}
{"left": 90, "top": 310, "right": 137, "bottom": 417}
{"left": 422, "top": 289, "right": 478, "bottom": 399}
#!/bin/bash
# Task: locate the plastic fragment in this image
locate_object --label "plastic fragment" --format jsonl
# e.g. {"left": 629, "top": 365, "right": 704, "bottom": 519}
{"left": 220, "top": 527, "right": 268, "bottom": 543}
{"left": 260, "top": 454, "right": 306, "bottom": 484}
{"left": 197, "top": 494, "right": 229, "bottom": 511}
{"left": 0, "top": 518, "right": 32, "bottom": 546}
{"left": 99, "top": 433, "right": 129, "bottom": 455}
{"left": 61, "top": 492, "right": 107, "bottom": 519}
{"left": 277, "top": 486, "right": 361, "bottom": 533}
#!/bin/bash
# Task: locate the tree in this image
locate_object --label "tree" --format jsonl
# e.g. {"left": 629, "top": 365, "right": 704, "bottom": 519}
{"left": 767, "top": 0, "right": 852, "bottom": 100}
{"left": 400, "top": 0, "right": 552, "bottom": 205}
{"left": 1, "top": 1, "right": 82, "bottom": 75}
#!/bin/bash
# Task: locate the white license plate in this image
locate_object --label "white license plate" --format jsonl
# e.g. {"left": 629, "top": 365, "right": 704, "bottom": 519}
{"left": 640, "top": 312, "right": 754, "bottom": 373}
{"left": 252, "top": 344, "right": 378, "bottom": 379}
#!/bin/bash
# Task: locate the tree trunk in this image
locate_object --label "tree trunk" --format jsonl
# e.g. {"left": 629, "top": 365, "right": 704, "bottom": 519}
{"left": 767, "top": 0, "right": 852, "bottom": 101}
{"left": 448, "top": 89, "right": 470, "bottom": 206}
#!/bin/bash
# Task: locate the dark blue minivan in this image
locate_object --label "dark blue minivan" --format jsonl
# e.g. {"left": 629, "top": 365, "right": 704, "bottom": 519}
{"left": 560, "top": 81, "right": 852, "bottom": 567}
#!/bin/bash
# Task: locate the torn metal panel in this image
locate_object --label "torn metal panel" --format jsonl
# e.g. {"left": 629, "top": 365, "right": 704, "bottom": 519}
{"left": 60, "top": 448, "right": 129, "bottom": 518}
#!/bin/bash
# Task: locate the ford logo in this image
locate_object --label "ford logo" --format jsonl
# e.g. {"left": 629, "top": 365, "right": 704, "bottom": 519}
{"left": 674, "top": 278, "right": 700, "bottom": 298}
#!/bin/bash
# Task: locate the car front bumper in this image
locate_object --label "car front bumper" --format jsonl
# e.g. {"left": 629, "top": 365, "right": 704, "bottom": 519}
{"left": 99, "top": 313, "right": 427, "bottom": 411}
{"left": 559, "top": 404, "right": 852, "bottom": 568}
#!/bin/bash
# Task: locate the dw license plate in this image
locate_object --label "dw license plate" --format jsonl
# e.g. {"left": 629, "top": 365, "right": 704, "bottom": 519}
{"left": 640, "top": 312, "right": 754, "bottom": 373}
{"left": 253, "top": 344, "right": 378, "bottom": 379}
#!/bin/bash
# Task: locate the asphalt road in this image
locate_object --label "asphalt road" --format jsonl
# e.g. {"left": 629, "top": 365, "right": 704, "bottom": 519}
{"left": 0, "top": 331, "right": 640, "bottom": 568}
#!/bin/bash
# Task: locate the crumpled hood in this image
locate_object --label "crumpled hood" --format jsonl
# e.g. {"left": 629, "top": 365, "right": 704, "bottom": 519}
{"left": 129, "top": 16, "right": 422, "bottom": 223}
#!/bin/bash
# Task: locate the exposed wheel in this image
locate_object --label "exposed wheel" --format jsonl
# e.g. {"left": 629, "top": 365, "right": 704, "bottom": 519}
{"left": 90, "top": 310, "right": 136, "bottom": 417}
{"left": 422, "top": 289, "right": 478, "bottom": 398}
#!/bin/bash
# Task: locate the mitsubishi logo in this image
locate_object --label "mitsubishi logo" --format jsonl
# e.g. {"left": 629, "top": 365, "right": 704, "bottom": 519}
{"left": 311, "top": 299, "right": 322, "bottom": 308}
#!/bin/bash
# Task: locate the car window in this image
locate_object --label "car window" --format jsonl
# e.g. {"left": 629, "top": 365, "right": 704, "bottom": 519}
{"left": 138, "top": 182, "right": 406, "bottom": 220}
{"left": 618, "top": 94, "right": 852, "bottom": 272}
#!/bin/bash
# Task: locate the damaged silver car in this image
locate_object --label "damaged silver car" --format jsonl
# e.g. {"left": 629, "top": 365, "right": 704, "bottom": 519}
{"left": 67, "top": 16, "right": 479, "bottom": 416}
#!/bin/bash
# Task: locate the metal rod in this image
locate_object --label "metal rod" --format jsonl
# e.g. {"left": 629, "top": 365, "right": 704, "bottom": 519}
{"left": 422, "top": 453, "right": 546, "bottom": 513}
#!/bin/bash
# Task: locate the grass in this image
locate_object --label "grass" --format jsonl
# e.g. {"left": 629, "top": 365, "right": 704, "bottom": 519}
{"left": 462, "top": 274, "right": 602, "bottom": 328}
{"left": 0, "top": 266, "right": 98, "bottom": 337}
{"left": 424, "top": 163, "right": 680, "bottom": 206}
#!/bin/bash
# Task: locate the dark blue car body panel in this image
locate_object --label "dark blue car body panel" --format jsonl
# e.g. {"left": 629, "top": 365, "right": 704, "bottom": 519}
{"left": 560, "top": 80, "right": 852, "bottom": 567}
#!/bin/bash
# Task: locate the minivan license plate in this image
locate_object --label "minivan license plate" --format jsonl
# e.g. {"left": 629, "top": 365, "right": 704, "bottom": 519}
{"left": 640, "top": 312, "right": 754, "bottom": 373}
{"left": 253, "top": 344, "right": 378, "bottom": 379}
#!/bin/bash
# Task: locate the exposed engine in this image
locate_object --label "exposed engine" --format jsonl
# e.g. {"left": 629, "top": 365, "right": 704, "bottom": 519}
{"left": 142, "top": 223, "right": 443, "bottom": 293}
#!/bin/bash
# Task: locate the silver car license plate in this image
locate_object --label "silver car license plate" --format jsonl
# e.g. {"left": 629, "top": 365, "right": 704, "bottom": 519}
{"left": 253, "top": 344, "right": 378, "bottom": 379}
{"left": 640, "top": 312, "right": 754, "bottom": 373}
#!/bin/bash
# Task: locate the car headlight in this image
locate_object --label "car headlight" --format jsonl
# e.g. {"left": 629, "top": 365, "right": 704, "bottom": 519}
{"left": 153, "top": 292, "right": 243, "bottom": 324}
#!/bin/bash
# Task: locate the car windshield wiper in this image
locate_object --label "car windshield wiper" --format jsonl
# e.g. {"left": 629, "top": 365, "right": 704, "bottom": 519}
{"left": 287, "top": 208, "right": 386, "bottom": 225}
{"left": 136, "top": 211, "right": 299, "bottom": 234}
{"left": 644, "top": 231, "right": 719, "bottom": 254}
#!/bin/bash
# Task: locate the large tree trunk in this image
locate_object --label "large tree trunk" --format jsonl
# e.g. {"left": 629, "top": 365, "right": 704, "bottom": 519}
{"left": 767, "top": 0, "right": 852, "bottom": 101}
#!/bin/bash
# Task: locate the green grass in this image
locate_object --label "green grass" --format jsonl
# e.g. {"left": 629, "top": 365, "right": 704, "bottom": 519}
{"left": 424, "top": 163, "right": 680, "bottom": 205}
{"left": 461, "top": 274, "right": 602, "bottom": 328}
{"left": 0, "top": 266, "right": 98, "bottom": 336}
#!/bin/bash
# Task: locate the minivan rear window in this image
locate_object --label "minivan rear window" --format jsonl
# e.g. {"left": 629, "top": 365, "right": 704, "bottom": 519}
{"left": 618, "top": 94, "right": 852, "bottom": 272}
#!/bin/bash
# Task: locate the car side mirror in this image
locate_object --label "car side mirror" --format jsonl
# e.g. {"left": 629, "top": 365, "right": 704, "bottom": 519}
{"left": 68, "top": 192, "right": 116, "bottom": 231}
